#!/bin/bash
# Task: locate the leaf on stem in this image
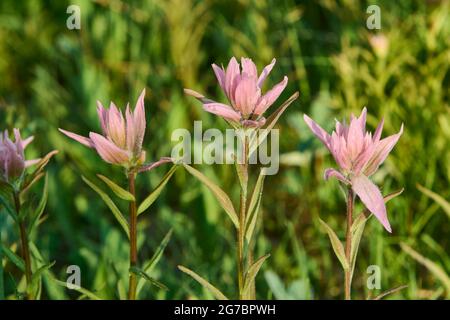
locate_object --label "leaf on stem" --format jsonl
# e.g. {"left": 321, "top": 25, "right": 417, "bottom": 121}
{"left": 82, "top": 176, "right": 130, "bottom": 239}
{"left": 0, "top": 194, "right": 17, "bottom": 223}
{"left": 28, "top": 173, "right": 49, "bottom": 235}
{"left": 178, "top": 265, "right": 228, "bottom": 300}
{"left": 245, "top": 170, "right": 266, "bottom": 243}
{"left": 372, "top": 285, "right": 408, "bottom": 300}
{"left": 243, "top": 253, "right": 270, "bottom": 297}
{"left": 137, "top": 229, "right": 173, "bottom": 295}
{"left": 181, "top": 163, "right": 239, "bottom": 229}
{"left": 383, "top": 188, "right": 404, "bottom": 203}
{"left": 318, "top": 218, "right": 349, "bottom": 271}
{"left": 2, "top": 245, "right": 25, "bottom": 272}
{"left": 349, "top": 187, "right": 404, "bottom": 277}
{"left": 29, "top": 261, "right": 56, "bottom": 294}
{"left": 20, "top": 172, "right": 44, "bottom": 197}
{"left": 51, "top": 277, "right": 102, "bottom": 300}
{"left": 30, "top": 150, "right": 58, "bottom": 176}
{"left": 349, "top": 213, "right": 366, "bottom": 281}
{"left": 137, "top": 165, "right": 178, "bottom": 215}
{"left": 234, "top": 161, "right": 248, "bottom": 195}
{"left": 130, "top": 266, "right": 168, "bottom": 291}
{"left": 97, "top": 174, "right": 135, "bottom": 201}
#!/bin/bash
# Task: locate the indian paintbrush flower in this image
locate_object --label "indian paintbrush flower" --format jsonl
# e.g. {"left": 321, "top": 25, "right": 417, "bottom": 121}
{"left": 0, "top": 127, "right": 57, "bottom": 299}
{"left": 0, "top": 129, "right": 40, "bottom": 182}
{"left": 185, "top": 57, "right": 288, "bottom": 127}
{"left": 303, "top": 107, "right": 403, "bottom": 232}
{"left": 59, "top": 89, "right": 174, "bottom": 300}
{"left": 59, "top": 89, "right": 171, "bottom": 172}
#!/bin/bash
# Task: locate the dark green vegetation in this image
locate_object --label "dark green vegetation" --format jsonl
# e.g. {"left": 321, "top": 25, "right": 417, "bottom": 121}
{"left": 0, "top": 0, "right": 448, "bottom": 299}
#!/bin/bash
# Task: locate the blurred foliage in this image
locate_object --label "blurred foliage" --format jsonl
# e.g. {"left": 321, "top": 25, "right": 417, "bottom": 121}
{"left": 0, "top": 0, "right": 449, "bottom": 299}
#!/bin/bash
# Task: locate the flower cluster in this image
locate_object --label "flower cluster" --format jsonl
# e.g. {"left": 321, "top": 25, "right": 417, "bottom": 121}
{"left": 0, "top": 129, "right": 40, "bottom": 182}
{"left": 304, "top": 108, "right": 403, "bottom": 232}
{"left": 59, "top": 90, "right": 147, "bottom": 168}
{"left": 185, "top": 57, "right": 288, "bottom": 127}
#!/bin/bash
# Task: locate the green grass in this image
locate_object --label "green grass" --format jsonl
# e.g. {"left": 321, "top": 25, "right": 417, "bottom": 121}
{"left": 0, "top": 0, "right": 448, "bottom": 299}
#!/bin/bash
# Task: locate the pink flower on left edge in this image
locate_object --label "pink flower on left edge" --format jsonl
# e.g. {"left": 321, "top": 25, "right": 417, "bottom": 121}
{"left": 185, "top": 57, "right": 288, "bottom": 127}
{"left": 303, "top": 108, "right": 403, "bottom": 232}
{"left": 0, "top": 129, "right": 40, "bottom": 182}
{"left": 59, "top": 89, "right": 172, "bottom": 171}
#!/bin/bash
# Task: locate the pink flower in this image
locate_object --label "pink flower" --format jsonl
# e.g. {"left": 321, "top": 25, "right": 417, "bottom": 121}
{"left": 185, "top": 57, "right": 288, "bottom": 127}
{"left": 59, "top": 90, "right": 148, "bottom": 168}
{"left": 303, "top": 108, "right": 403, "bottom": 232}
{"left": 368, "top": 34, "right": 389, "bottom": 58}
{"left": 0, "top": 129, "right": 40, "bottom": 181}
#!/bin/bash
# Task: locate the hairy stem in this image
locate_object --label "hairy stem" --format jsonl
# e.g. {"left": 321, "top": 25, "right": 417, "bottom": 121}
{"left": 345, "top": 187, "right": 354, "bottom": 300}
{"left": 14, "top": 192, "right": 33, "bottom": 299}
{"left": 128, "top": 172, "right": 138, "bottom": 300}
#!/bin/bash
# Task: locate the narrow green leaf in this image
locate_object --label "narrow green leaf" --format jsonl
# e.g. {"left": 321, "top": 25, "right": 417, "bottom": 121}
{"left": 249, "top": 92, "right": 299, "bottom": 155}
{"left": 30, "top": 150, "right": 58, "bottom": 176}
{"left": 51, "top": 277, "right": 102, "bottom": 300}
{"left": 29, "top": 173, "right": 48, "bottom": 234}
{"left": 97, "top": 174, "right": 135, "bottom": 201}
{"left": 20, "top": 172, "right": 44, "bottom": 197}
{"left": 372, "top": 285, "right": 408, "bottom": 300}
{"left": 137, "top": 165, "right": 178, "bottom": 215}
{"left": 417, "top": 184, "right": 450, "bottom": 219}
{"left": 318, "top": 218, "right": 349, "bottom": 271}
{"left": 130, "top": 266, "right": 168, "bottom": 291}
{"left": 29, "top": 261, "right": 55, "bottom": 297}
{"left": 182, "top": 164, "right": 239, "bottom": 228}
{"left": 234, "top": 161, "right": 248, "bottom": 195}
{"left": 2, "top": 246, "right": 25, "bottom": 272}
{"left": 383, "top": 188, "right": 404, "bottom": 204}
{"left": 243, "top": 254, "right": 270, "bottom": 297}
{"left": 0, "top": 194, "right": 17, "bottom": 223}
{"left": 178, "top": 265, "right": 228, "bottom": 300}
{"left": 82, "top": 176, "right": 130, "bottom": 239}
{"left": 31, "top": 262, "right": 55, "bottom": 284}
{"left": 137, "top": 229, "right": 173, "bottom": 295}
{"left": 349, "top": 214, "right": 366, "bottom": 281}
{"left": 245, "top": 170, "right": 266, "bottom": 243}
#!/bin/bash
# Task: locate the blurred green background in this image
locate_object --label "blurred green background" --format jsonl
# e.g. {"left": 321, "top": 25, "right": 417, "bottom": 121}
{"left": 0, "top": 0, "right": 449, "bottom": 299}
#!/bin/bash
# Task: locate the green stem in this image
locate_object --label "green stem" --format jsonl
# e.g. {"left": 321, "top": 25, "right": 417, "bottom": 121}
{"left": 248, "top": 238, "right": 256, "bottom": 299}
{"left": 237, "top": 135, "right": 249, "bottom": 300}
{"left": 128, "top": 172, "right": 138, "bottom": 300}
{"left": 344, "top": 187, "right": 354, "bottom": 300}
{"left": 14, "top": 192, "right": 33, "bottom": 299}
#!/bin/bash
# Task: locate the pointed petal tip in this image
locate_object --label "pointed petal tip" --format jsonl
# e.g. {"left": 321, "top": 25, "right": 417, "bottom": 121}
{"left": 385, "top": 223, "right": 392, "bottom": 233}
{"left": 96, "top": 100, "right": 104, "bottom": 108}
{"left": 184, "top": 88, "right": 202, "bottom": 97}
{"left": 352, "top": 174, "right": 392, "bottom": 233}
{"left": 139, "top": 88, "right": 146, "bottom": 99}
{"left": 59, "top": 128, "right": 94, "bottom": 148}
